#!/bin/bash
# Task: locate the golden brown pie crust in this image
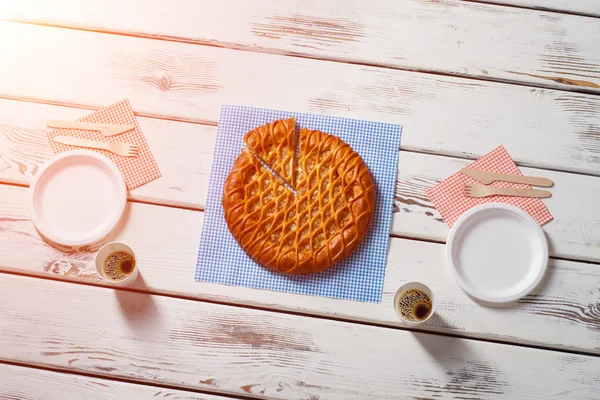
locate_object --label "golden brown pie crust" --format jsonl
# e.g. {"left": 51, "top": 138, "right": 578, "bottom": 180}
{"left": 223, "top": 119, "right": 374, "bottom": 274}
{"left": 244, "top": 117, "right": 296, "bottom": 189}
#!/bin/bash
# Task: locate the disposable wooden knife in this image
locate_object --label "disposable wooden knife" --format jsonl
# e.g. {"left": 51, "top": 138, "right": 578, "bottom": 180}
{"left": 47, "top": 119, "right": 135, "bottom": 137}
{"left": 461, "top": 168, "right": 554, "bottom": 187}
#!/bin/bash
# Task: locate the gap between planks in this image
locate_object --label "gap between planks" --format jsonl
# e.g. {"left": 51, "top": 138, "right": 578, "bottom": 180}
{"left": 390, "top": 231, "right": 600, "bottom": 269}
{"left": 0, "top": 263, "right": 599, "bottom": 360}
{"left": 5, "top": 19, "right": 600, "bottom": 97}
{"left": 0, "top": 93, "right": 219, "bottom": 127}
{"left": 459, "top": 0, "right": 600, "bottom": 19}
{"left": 0, "top": 358, "right": 252, "bottom": 400}
{"left": 0, "top": 179, "right": 204, "bottom": 212}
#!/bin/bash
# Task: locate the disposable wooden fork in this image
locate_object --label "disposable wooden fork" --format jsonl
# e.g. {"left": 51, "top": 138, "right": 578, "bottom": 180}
{"left": 464, "top": 184, "right": 551, "bottom": 198}
{"left": 53, "top": 136, "right": 140, "bottom": 157}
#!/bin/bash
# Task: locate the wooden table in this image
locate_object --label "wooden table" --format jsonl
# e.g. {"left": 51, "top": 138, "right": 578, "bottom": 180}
{"left": 1, "top": 1, "right": 599, "bottom": 398}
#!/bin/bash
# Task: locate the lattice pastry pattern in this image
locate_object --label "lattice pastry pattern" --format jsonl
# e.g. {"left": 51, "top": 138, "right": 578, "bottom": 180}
{"left": 243, "top": 117, "right": 296, "bottom": 189}
{"left": 223, "top": 119, "right": 375, "bottom": 274}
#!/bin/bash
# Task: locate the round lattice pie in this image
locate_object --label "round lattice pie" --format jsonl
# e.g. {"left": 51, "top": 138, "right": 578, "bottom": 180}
{"left": 223, "top": 117, "right": 374, "bottom": 274}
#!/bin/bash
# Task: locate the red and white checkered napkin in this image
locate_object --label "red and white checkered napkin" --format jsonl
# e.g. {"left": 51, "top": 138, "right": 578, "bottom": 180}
{"left": 48, "top": 99, "right": 161, "bottom": 190}
{"left": 426, "top": 146, "right": 553, "bottom": 227}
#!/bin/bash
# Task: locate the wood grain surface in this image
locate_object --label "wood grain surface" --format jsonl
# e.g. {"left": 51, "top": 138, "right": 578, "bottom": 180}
{"left": 1, "top": 272, "right": 599, "bottom": 399}
{"left": 1, "top": 184, "right": 599, "bottom": 354}
{"left": 2, "top": 98, "right": 598, "bottom": 263}
{"left": 0, "top": 362, "right": 230, "bottom": 400}
{"left": 1, "top": 22, "right": 600, "bottom": 176}
{"left": 469, "top": 0, "right": 600, "bottom": 17}
{"left": 0, "top": 1, "right": 599, "bottom": 396}
{"left": 2, "top": 0, "right": 600, "bottom": 92}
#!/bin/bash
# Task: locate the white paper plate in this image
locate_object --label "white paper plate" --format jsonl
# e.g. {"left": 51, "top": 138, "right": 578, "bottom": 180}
{"left": 446, "top": 203, "right": 548, "bottom": 303}
{"left": 28, "top": 150, "right": 127, "bottom": 247}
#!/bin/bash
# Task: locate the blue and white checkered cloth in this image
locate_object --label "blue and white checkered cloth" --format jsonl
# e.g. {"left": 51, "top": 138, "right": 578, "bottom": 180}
{"left": 195, "top": 105, "right": 402, "bottom": 303}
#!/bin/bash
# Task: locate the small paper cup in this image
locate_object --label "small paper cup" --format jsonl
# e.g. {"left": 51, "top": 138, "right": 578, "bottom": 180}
{"left": 393, "top": 281, "right": 436, "bottom": 326}
{"left": 95, "top": 242, "right": 139, "bottom": 287}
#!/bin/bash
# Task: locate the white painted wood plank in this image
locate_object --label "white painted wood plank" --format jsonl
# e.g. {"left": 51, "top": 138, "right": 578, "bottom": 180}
{"left": 0, "top": 363, "right": 230, "bottom": 400}
{"left": 1, "top": 184, "right": 599, "bottom": 354}
{"left": 2, "top": 0, "right": 600, "bottom": 92}
{"left": 471, "top": 0, "right": 600, "bottom": 17}
{"left": 2, "top": 98, "right": 598, "bottom": 263}
{"left": 1, "top": 273, "right": 600, "bottom": 399}
{"left": 0, "top": 22, "right": 599, "bottom": 176}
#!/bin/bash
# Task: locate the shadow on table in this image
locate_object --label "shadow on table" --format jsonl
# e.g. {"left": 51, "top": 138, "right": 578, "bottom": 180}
{"left": 412, "top": 331, "right": 510, "bottom": 396}
{"left": 422, "top": 312, "right": 463, "bottom": 331}
{"left": 114, "top": 272, "right": 163, "bottom": 332}
{"left": 413, "top": 329, "right": 473, "bottom": 369}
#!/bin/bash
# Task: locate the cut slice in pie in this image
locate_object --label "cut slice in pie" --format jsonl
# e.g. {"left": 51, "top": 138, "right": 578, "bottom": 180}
{"left": 224, "top": 118, "right": 374, "bottom": 274}
{"left": 243, "top": 117, "right": 296, "bottom": 189}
